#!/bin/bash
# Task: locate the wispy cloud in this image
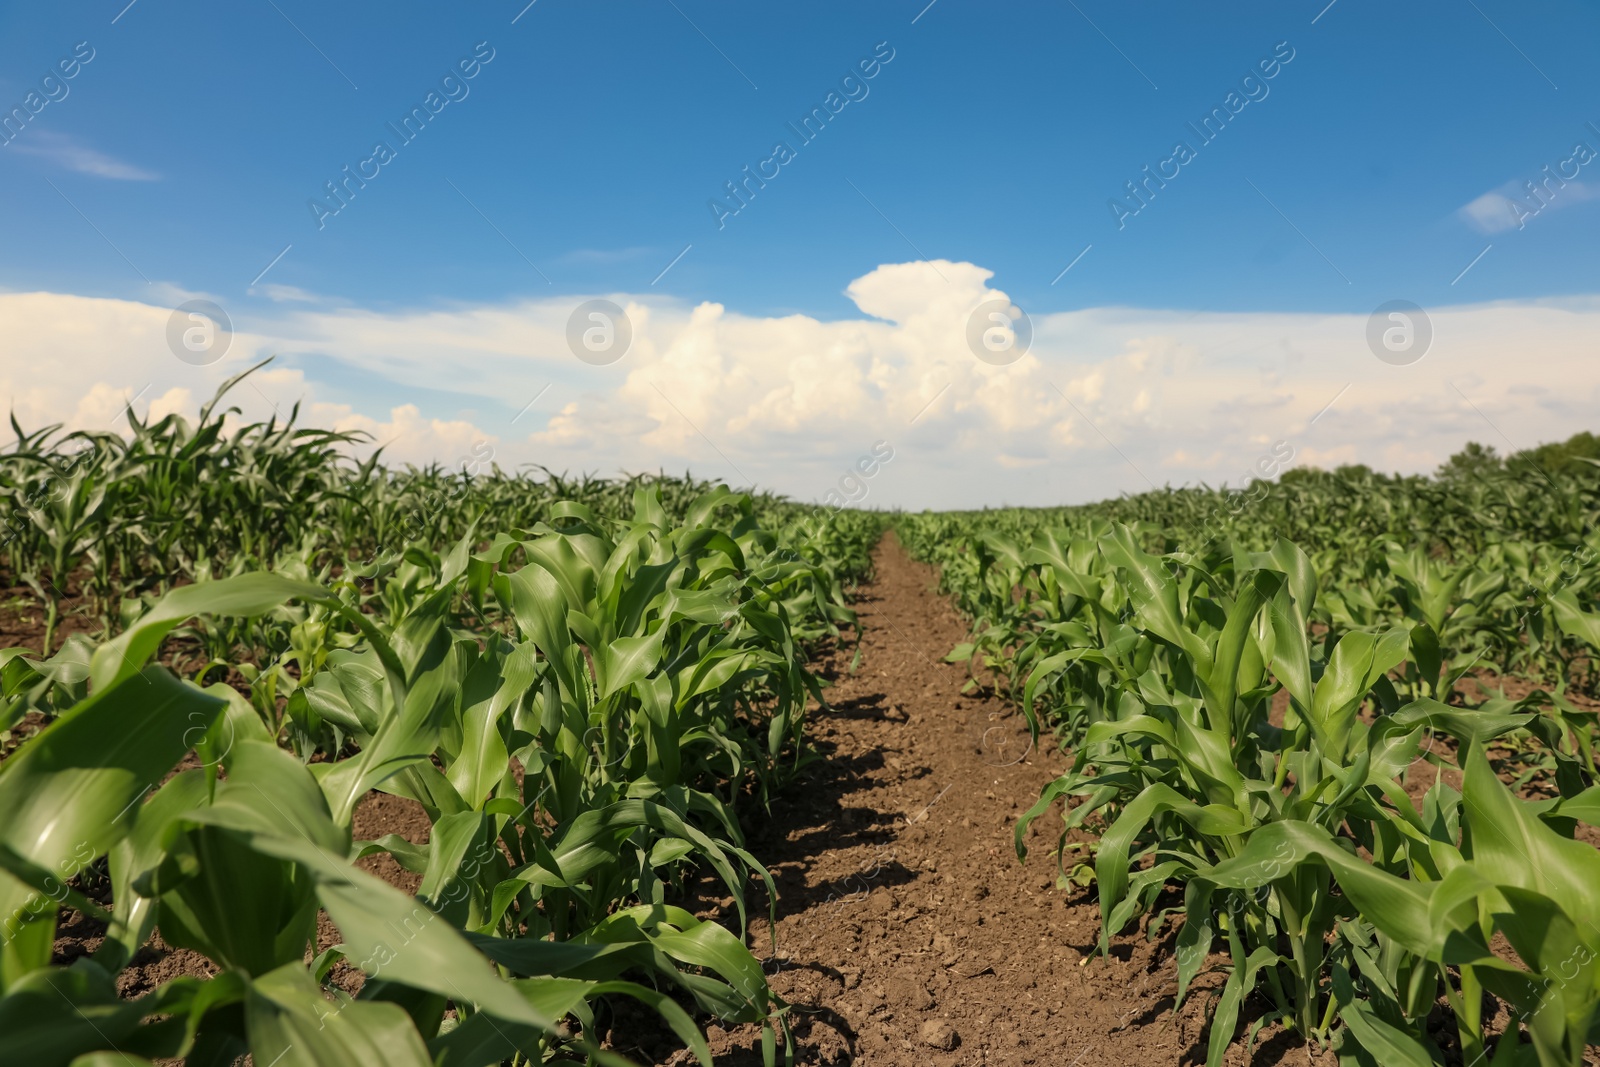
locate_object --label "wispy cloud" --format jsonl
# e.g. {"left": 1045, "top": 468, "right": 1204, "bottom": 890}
{"left": 254, "top": 283, "right": 330, "bottom": 304}
{"left": 9, "top": 131, "right": 158, "bottom": 181}
{"left": 1459, "top": 178, "right": 1600, "bottom": 234}
{"left": 556, "top": 246, "right": 654, "bottom": 266}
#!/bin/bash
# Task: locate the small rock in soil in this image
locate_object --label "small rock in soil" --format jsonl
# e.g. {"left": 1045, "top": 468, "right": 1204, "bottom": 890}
{"left": 920, "top": 1018, "right": 960, "bottom": 1050}
{"left": 891, "top": 976, "right": 936, "bottom": 1010}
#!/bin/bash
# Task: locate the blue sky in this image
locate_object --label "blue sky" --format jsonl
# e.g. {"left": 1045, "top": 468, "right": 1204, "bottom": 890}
{"left": 3, "top": 1, "right": 1599, "bottom": 507}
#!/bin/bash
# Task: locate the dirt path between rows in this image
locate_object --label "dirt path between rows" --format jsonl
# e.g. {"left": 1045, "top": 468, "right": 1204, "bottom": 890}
{"left": 694, "top": 533, "right": 1253, "bottom": 1067}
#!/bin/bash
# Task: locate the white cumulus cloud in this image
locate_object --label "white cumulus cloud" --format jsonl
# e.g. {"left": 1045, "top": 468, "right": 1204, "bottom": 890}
{"left": 5, "top": 265, "right": 1600, "bottom": 509}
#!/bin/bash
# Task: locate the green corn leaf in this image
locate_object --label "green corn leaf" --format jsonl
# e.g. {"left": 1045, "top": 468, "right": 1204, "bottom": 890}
{"left": 523, "top": 535, "right": 601, "bottom": 614}
{"left": 313, "top": 650, "right": 465, "bottom": 828}
{"left": 448, "top": 641, "right": 539, "bottom": 810}
{"left": 1389, "top": 697, "right": 1535, "bottom": 748}
{"left": 1264, "top": 578, "right": 1315, "bottom": 711}
{"left": 417, "top": 810, "right": 487, "bottom": 905}
{"left": 1206, "top": 569, "right": 1281, "bottom": 736}
{"left": 1102, "top": 526, "right": 1214, "bottom": 676}
{"left": 1203, "top": 821, "right": 1440, "bottom": 959}
{"left": 597, "top": 629, "right": 665, "bottom": 700}
{"left": 97, "top": 769, "right": 211, "bottom": 972}
{"left": 504, "top": 564, "right": 581, "bottom": 700}
{"left": 246, "top": 963, "right": 434, "bottom": 1067}
{"left": 1339, "top": 996, "right": 1444, "bottom": 1067}
{"left": 1205, "top": 945, "right": 1279, "bottom": 1067}
{"left": 424, "top": 1009, "right": 545, "bottom": 1067}
{"left": 88, "top": 572, "right": 409, "bottom": 724}
{"left": 1174, "top": 880, "right": 1214, "bottom": 1006}
{"left": 89, "top": 573, "right": 325, "bottom": 691}
{"left": 1461, "top": 744, "right": 1600, "bottom": 924}
{"left": 1546, "top": 787, "right": 1600, "bottom": 826}
{"left": 1546, "top": 589, "right": 1600, "bottom": 653}
{"left": 0, "top": 667, "right": 223, "bottom": 991}
{"left": 1096, "top": 784, "right": 1247, "bottom": 952}
{"left": 465, "top": 931, "right": 654, "bottom": 978}
{"left": 1308, "top": 629, "right": 1408, "bottom": 763}
{"left": 212, "top": 819, "right": 560, "bottom": 1035}
{"left": 604, "top": 903, "right": 768, "bottom": 1012}
{"left": 1408, "top": 623, "right": 1443, "bottom": 698}
{"left": 155, "top": 742, "right": 336, "bottom": 974}
{"left": 0, "top": 960, "right": 234, "bottom": 1067}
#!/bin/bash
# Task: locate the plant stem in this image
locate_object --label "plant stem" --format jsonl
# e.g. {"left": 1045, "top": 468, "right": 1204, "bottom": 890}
{"left": 1457, "top": 965, "right": 1486, "bottom": 1067}
{"left": 1279, "top": 891, "right": 1317, "bottom": 1040}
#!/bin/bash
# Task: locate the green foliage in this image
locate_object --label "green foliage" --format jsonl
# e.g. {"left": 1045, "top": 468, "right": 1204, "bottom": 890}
{"left": 0, "top": 368, "right": 885, "bottom": 1065}
{"left": 899, "top": 446, "right": 1600, "bottom": 1067}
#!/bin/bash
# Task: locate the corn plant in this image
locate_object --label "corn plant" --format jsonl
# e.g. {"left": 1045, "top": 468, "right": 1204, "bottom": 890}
{"left": 0, "top": 469, "right": 879, "bottom": 1065}
{"left": 903, "top": 508, "right": 1600, "bottom": 1066}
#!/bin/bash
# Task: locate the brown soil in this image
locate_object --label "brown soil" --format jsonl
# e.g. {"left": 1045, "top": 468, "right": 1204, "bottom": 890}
{"left": 0, "top": 582, "right": 101, "bottom": 652}
{"left": 681, "top": 534, "right": 1292, "bottom": 1067}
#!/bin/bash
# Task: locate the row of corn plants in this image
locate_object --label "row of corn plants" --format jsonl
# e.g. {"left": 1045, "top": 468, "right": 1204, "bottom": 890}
{"left": 898, "top": 453, "right": 1600, "bottom": 1067}
{"left": 0, "top": 360, "right": 874, "bottom": 656}
{"left": 0, "top": 375, "right": 882, "bottom": 1065}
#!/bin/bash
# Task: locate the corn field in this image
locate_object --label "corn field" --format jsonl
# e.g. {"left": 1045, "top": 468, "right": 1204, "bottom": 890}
{"left": 899, "top": 449, "right": 1600, "bottom": 1067}
{"left": 0, "top": 369, "right": 879, "bottom": 1065}
{"left": 3, "top": 365, "right": 1599, "bottom": 1065}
